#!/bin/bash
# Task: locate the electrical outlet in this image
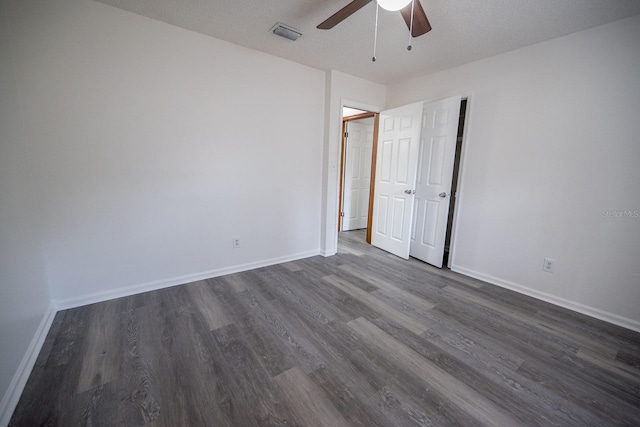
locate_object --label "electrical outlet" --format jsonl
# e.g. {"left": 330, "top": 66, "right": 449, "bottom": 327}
{"left": 233, "top": 237, "right": 240, "bottom": 248}
{"left": 543, "top": 258, "right": 555, "bottom": 273}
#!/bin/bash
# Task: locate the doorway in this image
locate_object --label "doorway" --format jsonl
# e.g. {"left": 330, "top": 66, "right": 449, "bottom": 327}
{"left": 350, "top": 97, "right": 468, "bottom": 268}
{"left": 338, "top": 107, "right": 378, "bottom": 244}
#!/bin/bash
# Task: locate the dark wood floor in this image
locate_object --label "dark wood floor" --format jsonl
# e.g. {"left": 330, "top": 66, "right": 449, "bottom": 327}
{"left": 10, "top": 230, "right": 640, "bottom": 426}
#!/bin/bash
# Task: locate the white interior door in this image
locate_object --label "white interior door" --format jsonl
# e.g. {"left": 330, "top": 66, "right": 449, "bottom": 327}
{"left": 342, "top": 120, "right": 374, "bottom": 231}
{"left": 371, "top": 102, "right": 424, "bottom": 259}
{"left": 410, "top": 96, "right": 462, "bottom": 267}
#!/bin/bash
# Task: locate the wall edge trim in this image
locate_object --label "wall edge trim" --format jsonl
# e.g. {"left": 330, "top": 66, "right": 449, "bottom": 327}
{"left": 451, "top": 264, "right": 640, "bottom": 333}
{"left": 0, "top": 305, "right": 57, "bottom": 426}
{"left": 320, "top": 249, "right": 337, "bottom": 257}
{"left": 54, "top": 249, "right": 321, "bottom": 310}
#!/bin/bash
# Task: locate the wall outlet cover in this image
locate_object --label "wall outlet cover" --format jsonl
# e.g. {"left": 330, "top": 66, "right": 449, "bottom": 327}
{"left": 543, "top": 258, "right": 555, "bottom": 273}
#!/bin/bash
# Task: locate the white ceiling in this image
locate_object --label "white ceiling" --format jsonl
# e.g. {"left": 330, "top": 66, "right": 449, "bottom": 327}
{"left": 95, "top": 0, "right": 640, "bottom": 85}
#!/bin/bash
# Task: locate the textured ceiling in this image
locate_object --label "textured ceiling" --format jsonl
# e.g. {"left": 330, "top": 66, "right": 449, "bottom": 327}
{"left": 95, "top": 0, "right": 640, "bottom": 84}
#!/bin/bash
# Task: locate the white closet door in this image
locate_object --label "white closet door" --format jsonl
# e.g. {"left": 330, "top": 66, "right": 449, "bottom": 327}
{"left": 410, "top": 96, "right": 461, "bottom": 267}
{"left": 371, "top": 102, "right": 423, "bottom": 259}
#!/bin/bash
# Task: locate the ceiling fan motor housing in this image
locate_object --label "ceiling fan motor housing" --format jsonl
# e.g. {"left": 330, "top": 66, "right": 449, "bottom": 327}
{"left": 377, "top": 0, "right": 412, "bottom": 11}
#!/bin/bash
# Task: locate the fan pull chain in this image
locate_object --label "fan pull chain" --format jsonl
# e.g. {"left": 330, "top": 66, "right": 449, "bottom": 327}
{"left": 372, "top": 2, "right": 379, "bottom": 62}
{"left": 407, "top": 0, "right": 415, "bottom": 51}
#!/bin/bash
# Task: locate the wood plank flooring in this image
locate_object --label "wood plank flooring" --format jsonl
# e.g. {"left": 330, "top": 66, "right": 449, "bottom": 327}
{"left": 9, "top": 230, "right": 640, "bottom": 426}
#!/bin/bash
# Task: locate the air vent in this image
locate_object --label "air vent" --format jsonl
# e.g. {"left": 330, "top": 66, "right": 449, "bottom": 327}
{"left": 271, "top": 22, "right": 302, "bottom": 41}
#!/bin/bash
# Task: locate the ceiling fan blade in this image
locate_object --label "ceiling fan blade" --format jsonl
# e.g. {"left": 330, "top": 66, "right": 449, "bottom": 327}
{"left": 400, "top": 0, "right": 432, "bottom": 37}
{"left": 317, "top": 0, "right": 373, "bottom": 30}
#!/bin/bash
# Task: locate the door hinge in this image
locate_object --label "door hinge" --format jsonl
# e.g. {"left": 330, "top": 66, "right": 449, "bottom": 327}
{"left": 344, "top": 131, "right": 348, "bottom": 138}
{"left": 340, "top": 211, "right": 345, "bottom": 217}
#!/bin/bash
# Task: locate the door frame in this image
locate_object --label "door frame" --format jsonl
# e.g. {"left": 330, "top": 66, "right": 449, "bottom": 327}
{"left": 338, "top": 111, "right": 376, "bottom": 232}
{"left": 338, "top": 110, "right": 379, "bottom": 244}
{"left": 366, "top": 114, "right": 380, "bottom": 244}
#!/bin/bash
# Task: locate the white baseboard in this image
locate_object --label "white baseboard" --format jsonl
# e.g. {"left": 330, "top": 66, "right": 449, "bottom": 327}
{"left": 320, "top": 249, "right": 337, "bottom": 257}
{"left": 0, "top": 305, "right": 56, "bottom": 427}
{"left": 54, "top": 249, "right": 321, "bottom": 310}
{"left": 451, "top": 264, "right": 640, "bottom": 333}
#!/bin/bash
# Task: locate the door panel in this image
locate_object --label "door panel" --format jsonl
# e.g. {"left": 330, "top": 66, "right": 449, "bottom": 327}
{"left": 391, "top": 197, "right": 407, "bottom": 240}
{"left": 397, "top": 138, "right": 411, "bottom": 183}
{"left": 410, "top": 96, "right": 461, "bottom": 267}
{"left": 371, "top": 102, "right": 424, "bottom": 259}
{"left": 342, "top": 121, "right": 374, "bottom": 231}
{"left": 427, "top": 136, "right": 446, "bottom": 185}
{"left": 380, "top": 140, "right": 393, "bottom": 182}
{"left": 376, "top": 195, "right": 389, "bottom": 234}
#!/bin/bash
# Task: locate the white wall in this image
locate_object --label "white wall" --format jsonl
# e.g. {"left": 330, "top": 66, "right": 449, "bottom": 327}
{"left": 5, "top": 0, "right": 326, "bottom": 306}
{"left": 0, "top": 1, "right": 54, "bottom": 422}
{"left": 387, "top": 15, "right": 640, "bottom": 329}
{"left": 321, "top": 70, "right": 386, "bottom": 255}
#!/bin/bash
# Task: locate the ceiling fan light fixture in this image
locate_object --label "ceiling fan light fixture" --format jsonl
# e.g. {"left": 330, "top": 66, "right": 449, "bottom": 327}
{"left": 377, "top": 0, "right": 411, "bottom": 12}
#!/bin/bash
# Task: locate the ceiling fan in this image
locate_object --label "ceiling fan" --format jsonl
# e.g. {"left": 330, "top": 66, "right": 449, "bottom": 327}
{"left": 317, "top": 0, "right": 432, "bottom": 38}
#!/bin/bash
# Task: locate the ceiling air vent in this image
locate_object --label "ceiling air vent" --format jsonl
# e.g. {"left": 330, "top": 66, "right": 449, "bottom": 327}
{"left": 271, "top": 22, "right": 302, "bottom": 41}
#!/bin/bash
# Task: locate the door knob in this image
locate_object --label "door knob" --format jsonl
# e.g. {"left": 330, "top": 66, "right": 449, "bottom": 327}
{"left": 439, "top": 192, "right": 447, "bottom": 198}
{"left": 404, "top": 189, "right": 413, "bottom": 194}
